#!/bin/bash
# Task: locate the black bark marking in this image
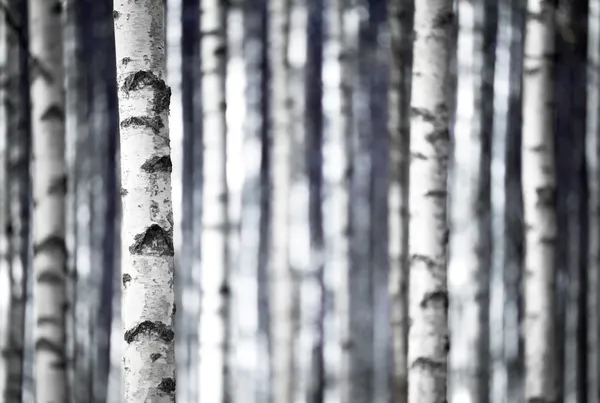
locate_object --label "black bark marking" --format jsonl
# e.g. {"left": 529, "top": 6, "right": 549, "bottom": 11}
{"left": 420, "top": 290, "right": 449, "bottom": 309}
{"left": 122, "top": 273, "right": 131, "bottom": 286}
{"left": 213, "top": 44, "right": 227, "bottom": 57}
{"left": 48, "top": 175, "right": 67, "bottom": 195}
{"left": 141, "top": 155, "right": 172, "bottom": 173}
{"left": 37, "top": 316, "right": 61, "bottom": 327}
{"left": 219, "top": 283, "right": 230, "bottom": 296}
{"left": 52, "top": 360, "right": 67, "bottom": 369}
{"left": 34, "top": 236, "right": 67, "bottom": 257}
{"left": 35, "top": 338, "right": 65, "bottom": 356}
{"left": 121, "top": 188, "right": 128, "bottom": 196}
{"left": 120, "top": 116, "right": 164, "bottom": 135}
{"left": 527, "top": 399, "right": 553, "bottom": 403}
{"left": 113, "top": 10, "right": 119, "bottom": 19}
{"left": 432, "top": 11, "right": 454, "bottom": 29}
{"left": 40, "top": 104, "right": 64, "bottom": 121}
{"left": 424, "top": 190, "right": 447, "bottom": 199}
{"left": 535, "top": 187, "right": 556, "bottom": 206}
{"left": 150, "top": 353, "right": 161, "bottom": 362}
{"left": 129, "top": 224, "right": 174, "bottom": 256}
{"left": 50, "top": 1, "right": 62, "bottom": 14}
{"left": 124, "top": 320, "right": 174, "bottom": 344}
{"left": 411, "top": 357, "right": 446, "bottom": 373}
{"left": 122, "top": 57, "right": 132, "bottom": 65}
{"left": 121, "top": 71, "right": 171, "bottom": 114}
{"left": 411, "top": 254, "right": 440, "bottom": 270}
{"left": 157, "top": 378, "right": 176, "bottom": 394}
{"left": 37, "top": 271, "right": 63, "bottom": 285}
{"left": 172, "top": 303, "right": 176, "bottom": 316}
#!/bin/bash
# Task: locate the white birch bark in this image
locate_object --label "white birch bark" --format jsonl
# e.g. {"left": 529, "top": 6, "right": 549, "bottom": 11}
{"left": 29, "top": 0, "right": 68, "bottom": 401}
{"left": 407, "top": 0, "right": 454, "bottom": 401}
{"left": 388, "top": 0, "right": 412, "bottom": 401}
{"left": 448, "top": 0, "right": 492, "bottom": 401}
{"left": 588, "top": 1, "right": 600, "bottom": 402}
{"left": 521, "top": 0, "right": 557, "bottom": 401}
{"left": 114, "top": 0, "right": 176, "bottom": 401}
{"left": 198, "top": 0, "right": 230, "bottom": 400}
{"left": 269, "top": 0, "right": 295, "bottom": 400}
{"left": 232, "top": 1, "right": 265, "bottom": 400}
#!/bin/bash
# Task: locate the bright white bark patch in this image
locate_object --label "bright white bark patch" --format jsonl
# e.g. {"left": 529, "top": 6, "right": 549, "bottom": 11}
{"left": 198, "top": 0, "right": 231, "bottom": 401}
{"left": 114, "top": 0, "right": 176, "bottom": 402}
{"left": 29, "top": 0, "right": 68, "bottom": 402}
{"left": 522, "top": 0, "right": 558, "bottom": 401}
{"left": 407, "top": 0, "right": 454, "bottom": 402}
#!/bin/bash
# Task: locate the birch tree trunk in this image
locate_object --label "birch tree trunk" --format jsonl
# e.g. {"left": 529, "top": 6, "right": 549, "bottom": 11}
{"left": 407, "top": 0, "right": 454, "bottom": 401}
{"left": 113, "top": 0, "right": 176, "bottom": 401}
{"left": 0, "top": 13, "right": 7, "bottom": 395}
{"left": 388, "top": 0, "right": 413, "bottom": 402}
{"left": 269, "top": 0, "right": 295, "bottom": 400}
{"left": 588, "top": 1, "right": 600, "bottom": 401}
{"left": 29, "top": 0, "right": 68, "bottom": 400}
{"left": 3, "top": 0, "right": 31, "bottom": 399}
{"left": 448, "top": 0, "right": 495, "bottom": 400}
{"left": 521, "top": 0, "right": 557, "bottom": 401}
{"left": 199, "top": 0, "right": 230, "bottom": 400}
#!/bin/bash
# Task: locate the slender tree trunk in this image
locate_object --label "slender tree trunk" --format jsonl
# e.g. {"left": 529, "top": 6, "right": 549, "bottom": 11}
{"left": 2, "top": 0, "right": 30, "bottom": 400}
{"left": 521, "top": 0, "right": 558, "bottom": 401}
{"left": 448, "top": 0, "right": 495, "bottom": 400}
{"left": 588, "top": 0, "right": 600, "bottom": 401}
{"left": 113, "top": 0, "right": 176, "bottom": 401}
{"left": 199, "top": 0, "right": 230, "bottom": 400}
{"left": 0, "top": 12, "right": 7, "bottom": 395}
{"left": 269, "top": 0, "right": 295, "bottom": 400}
{"left": 388, "top": 1, "right": 412, "bottom": 402}
{"left": 29, "top": 0, "right": 68, "bottom": 401}
{"left": 407, "top": 0, "right": 454, "bottom": 402}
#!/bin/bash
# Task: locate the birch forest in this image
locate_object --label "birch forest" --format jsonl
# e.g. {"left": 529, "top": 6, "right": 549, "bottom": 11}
{"left": 1, "top": 0, "right": 599, "bottom": 402}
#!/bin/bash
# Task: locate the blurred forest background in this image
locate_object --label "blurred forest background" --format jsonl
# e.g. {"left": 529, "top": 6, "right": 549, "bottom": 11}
{"left": 0, "top": 0, "right": 596, "bottom": 402}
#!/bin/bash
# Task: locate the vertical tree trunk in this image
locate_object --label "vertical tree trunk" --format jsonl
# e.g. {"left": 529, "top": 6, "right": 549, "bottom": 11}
{"left": 407, "top": 0, "right": 454, "bottom": 402}
{"left": 113, "top": 0, "right": 176, "bottom": 401}
{"left": 448, "top": 0, "right": 495, "bottom": 401}
{"left": 269, "top": 0, "right": 295, "bottom": 400}
{"left": 521, "top": 0, "right": 558, "bottom": 401}
{"left": 2, "top": 0, "right": 31, "bottom": 400}
{"left": 388, "top": 0, "right": 413, "bottom": 402}
{"left": 29, "top": 0, "right": 68, "bottom": 401}
{"left": 588, "top": 0, "right": 600, "bottom": 401}
{"left": 199, "top": 0, "right": 230, "bottom": 400}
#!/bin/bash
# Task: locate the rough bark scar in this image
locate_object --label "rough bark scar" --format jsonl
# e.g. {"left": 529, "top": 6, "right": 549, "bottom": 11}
{"left": 121, "top": 70, "right": 171, "bottom": 114}
{"left": 120, "top": 116, "right": 164, "bottom": 135}
{"left": 419, "top": 290, "right": 449, "bottom": 309}
{"left": 48, "top": 175, "right": 67, "bottom": 195}
{"left": 150, "top": 353, "right": 162, "bottom": 362}
{"left": 34, "top": 236, "right": 67, "bottom": 257}
{"left": 40, "top": 104, "right": 64, "bottom": 121}
{"left": 157, "top": 378, "right": 176, "bottom": 393}
{"left": 410, "top": 357, "right": 446, "bottom": 373}
{"left": 36, "top": 271, "right": 64, "bottom": 285}
{"left": 129, "top": 224, "right": 174, "bottom": 256}
{"left": 113, "top": 10, "right": 119, "bottom": 19}
{"left": 122, "top": 273, "right": 131, "bottom": 286}
{"left": 124, "top": 320, "right": 174, "bottom": 344}
{"left": 535, "top": 186, "right": 556, "bottom": 206}
{"left": 432, "top": 11, "right": 454, "bottom": 29}
{"left": 35, "top": 338, "right": 65, "bottom": 356}
{"left": 141, "top": 155, "right": 172, "bottom": 173}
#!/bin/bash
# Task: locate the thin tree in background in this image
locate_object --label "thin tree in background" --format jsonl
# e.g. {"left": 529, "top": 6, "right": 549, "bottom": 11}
{"left": 268, "top": 0, "right": 295, "bottom": 400}
{"left": 406, "top": 0, "right": 454, "bottom": 401}
{"left": 29, "top": 0, "right": 68, "bottom": 400}
{"left": 448, "top": 0, "right": 495, "bottom": 400}
{"left": 521, "top": 0, "right": 558, "bottom": 401}
{"left": 388, "top": 0, "right": 413, "bottom": 401}
{"left": 2, "top": 0, "right": 31, "bottom": 400}
{"left": 113, "top": 0, "right": 176, "bottom": 401}
{"left": 589, "top": 0, "right": 600, "bottom": 401}
{"left": 199, "top": 0, "right": 231, "bottom": 400}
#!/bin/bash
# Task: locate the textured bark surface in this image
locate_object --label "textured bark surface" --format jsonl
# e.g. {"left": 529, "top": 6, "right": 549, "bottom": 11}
{"left": 199, "top": 0, "right": 231, "bottom": 401}
{"left": 2, "top": 0, "right": 30, "bottom": 400}
{"left": 388, "top": 1, "right": 413, "bottom": 402}
{"left": 589, "top": 2, "right": 600, "bottom": 402}
{"left": 407, "top": 0, "right": 454, "bottom": 402}
{"left": 448, "top": 0, "right": 494, "bottom": 401}
{"left": 114, "top": 0, "right": 176, "bottom": 402}
{"left": 268, "top": 0, "right": 295, "bottom": 401}
{"left": 521, "top": 0, "right": 558, "bottom": 402}
{"left": 29, "top": 0, "right": 68, "bottom": 401}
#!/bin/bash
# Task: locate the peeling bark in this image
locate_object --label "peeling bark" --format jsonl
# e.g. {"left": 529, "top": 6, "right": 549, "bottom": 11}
{"left": 114, "top": 0, "right": 176, "bottom": 401}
